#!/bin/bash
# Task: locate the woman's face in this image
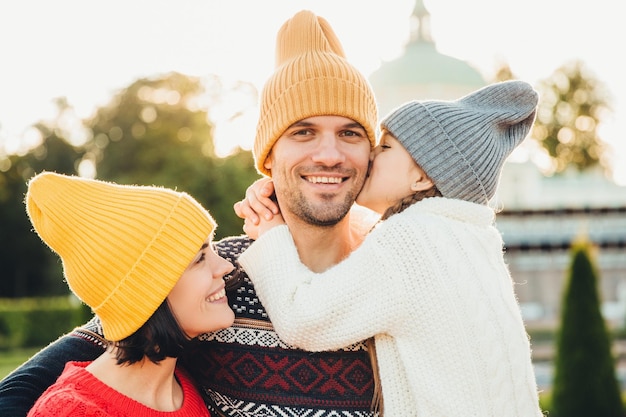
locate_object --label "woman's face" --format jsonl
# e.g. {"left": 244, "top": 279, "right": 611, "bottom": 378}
{"left": 356, "top": 131, "right": 426, "bottom": 214}
{"left": 167, "top": 237, "right": 235, "bottom": 338}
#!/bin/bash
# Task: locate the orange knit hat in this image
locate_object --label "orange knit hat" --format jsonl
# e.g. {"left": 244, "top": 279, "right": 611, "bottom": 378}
{"left": 254, "top": 10, "right": 378, "bottom": 176}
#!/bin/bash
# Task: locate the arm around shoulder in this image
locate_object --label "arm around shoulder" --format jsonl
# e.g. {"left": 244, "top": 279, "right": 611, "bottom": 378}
{"left": 239, "top": 223, "right": 406, "bottom": 350}
{"left": 0, "top": 318, "right": 106, "bottom": 417}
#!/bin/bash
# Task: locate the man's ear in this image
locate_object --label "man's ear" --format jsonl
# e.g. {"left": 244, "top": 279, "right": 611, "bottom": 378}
{"left": 263, "top": 154, "right": 273, "bottom": 171}
{"left": 411, "top": 175, "right": 434, "bottom": 192}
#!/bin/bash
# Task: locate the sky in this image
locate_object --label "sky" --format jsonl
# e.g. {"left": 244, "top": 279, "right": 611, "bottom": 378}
{"left": 1, "top": 0, "right": 625, "bottom": 184}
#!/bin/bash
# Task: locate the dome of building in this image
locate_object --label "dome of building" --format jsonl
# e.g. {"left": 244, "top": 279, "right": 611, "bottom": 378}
{"left": 370, "top": 0, "right": 486, "bottom": 115}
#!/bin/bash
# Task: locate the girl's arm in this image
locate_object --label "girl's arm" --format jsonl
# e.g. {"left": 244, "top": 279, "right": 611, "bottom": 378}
{"left": 238, "top": 223, "right": 407, "bottom": 352}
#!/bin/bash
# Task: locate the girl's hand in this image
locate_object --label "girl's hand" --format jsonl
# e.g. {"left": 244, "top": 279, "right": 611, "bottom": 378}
{"left": 234, "top": 178, "right": 283, "bottom": 239}
{"left": 234, "top": 178, "right": 279, "bottom": 225}
{"left": 243, "top": 211, "right": 285, "bottom": 240}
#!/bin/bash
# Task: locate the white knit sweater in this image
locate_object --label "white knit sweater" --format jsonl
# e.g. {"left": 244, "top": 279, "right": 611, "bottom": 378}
{"left": 239, "top": 197, "right": 544, "bottom": 417}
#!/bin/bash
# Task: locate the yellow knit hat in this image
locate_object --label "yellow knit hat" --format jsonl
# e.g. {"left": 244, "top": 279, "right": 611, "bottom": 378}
{"left": 25, "top": 172, "right": 216, "bottom": 341}
{"left": 254, "top": 10, "right": 378, "bottom": 176}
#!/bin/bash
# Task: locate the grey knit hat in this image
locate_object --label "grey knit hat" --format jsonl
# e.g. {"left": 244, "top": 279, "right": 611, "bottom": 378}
{"left": 381, "top": 80, "right": 538, "bottom": 204}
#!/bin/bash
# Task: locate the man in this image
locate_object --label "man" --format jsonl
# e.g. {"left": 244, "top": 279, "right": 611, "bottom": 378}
{"left": 0, "top": 10, "right": 380, "bottom": 417}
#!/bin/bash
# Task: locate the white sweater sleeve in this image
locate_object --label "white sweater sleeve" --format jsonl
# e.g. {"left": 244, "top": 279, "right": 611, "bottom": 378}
{"left": 238, "top": 224, "right": 408, "bottom": 352}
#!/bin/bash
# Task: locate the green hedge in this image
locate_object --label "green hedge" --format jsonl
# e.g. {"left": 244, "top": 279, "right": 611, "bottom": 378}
{"left": 0, "top": 296, "right": 92, "bottom": 350}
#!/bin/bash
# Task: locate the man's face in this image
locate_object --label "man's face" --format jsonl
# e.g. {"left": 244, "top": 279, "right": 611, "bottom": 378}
{"left": 264, "top": 115, "right": 371, "bottom": 226}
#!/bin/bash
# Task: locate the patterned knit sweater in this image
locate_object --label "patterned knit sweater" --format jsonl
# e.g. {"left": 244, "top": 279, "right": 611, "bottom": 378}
{"left": 238, "top": 197, "right": 545, "bottom": 417}
{"left": 180, "top": 236, "right": 377, "bottom": 417}
{"left": 0, "top": 236, "right": 376, "bottom": 417}
{"left": 26, "top": 362, "right": 210, "bottom": 417}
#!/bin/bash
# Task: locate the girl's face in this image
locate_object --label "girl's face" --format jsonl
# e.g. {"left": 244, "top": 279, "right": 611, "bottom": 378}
{"left": 356, "top": 131, "right": 429, "bottom": 214}
{"left": 167, "top": 237, "right": 235, "bottom": 338}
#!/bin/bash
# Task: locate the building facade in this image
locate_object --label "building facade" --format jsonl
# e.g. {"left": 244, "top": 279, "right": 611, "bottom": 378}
{"left": 495, "top": 163, "right": 626, "bottom": 328}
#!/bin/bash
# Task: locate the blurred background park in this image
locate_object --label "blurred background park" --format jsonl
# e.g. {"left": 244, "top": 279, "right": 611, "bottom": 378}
{"left": 1, "top": 0, "right": 625, "bottom": 415}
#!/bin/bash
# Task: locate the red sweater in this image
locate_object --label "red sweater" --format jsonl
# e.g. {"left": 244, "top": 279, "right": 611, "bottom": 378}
{"left": 27, "top": 361, "right": 210, "bottom": 417}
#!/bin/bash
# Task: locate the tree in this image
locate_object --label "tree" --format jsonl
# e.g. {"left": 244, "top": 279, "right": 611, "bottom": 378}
{"left": 1, "top": 72, "right": 260, "bottom": 297}
{"left": 551, "top": 239, "right": 623, "bottom": 417}
{"left": 82, "top": 71, "right": 260, "bottom": 239}
{"left": 0, "top": 124, "right": 85, "bottom": 297}
{"left": 532, "top": 60, "right": 612, "bottom": 175}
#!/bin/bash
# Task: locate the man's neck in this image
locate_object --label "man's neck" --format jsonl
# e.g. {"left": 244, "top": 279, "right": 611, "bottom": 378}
{"left": 285, "top": 212, "right": 368, "bottom": 273}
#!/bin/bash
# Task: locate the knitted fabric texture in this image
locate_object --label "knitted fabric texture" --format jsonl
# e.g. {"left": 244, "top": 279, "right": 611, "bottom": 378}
{"left": 254, "top": 10, "right": 378, "bottom": 175}
{"left": 0, "top": 236, "right": 377, "bottom": 417}
{"left": 26, "top": 172, "right": 215, "bottom": 341}
{"left": 381, "top": 80, "right": 538, "bottom": 204}
{"left": 239, "top": 199, "right": 544, "bottom": 416}
{"left": 26, "top": 362, "right": 210, "bottom": 417}
{"left": 182, "top": 237, "right": 376, "bottom": 415}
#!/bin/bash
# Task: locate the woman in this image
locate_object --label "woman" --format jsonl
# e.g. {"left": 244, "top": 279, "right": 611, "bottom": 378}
{"left": 26, "top": 172, "right": 234, "bottom": 417}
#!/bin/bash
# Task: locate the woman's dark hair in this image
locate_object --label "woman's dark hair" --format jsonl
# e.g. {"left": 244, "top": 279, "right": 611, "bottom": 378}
{"left": 113, "top": 300, "right": 190, "bottom": 366}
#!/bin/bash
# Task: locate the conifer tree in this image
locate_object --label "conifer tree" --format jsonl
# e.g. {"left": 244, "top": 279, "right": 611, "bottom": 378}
{"left": 551, "top": 240, "right": 623, "bottom": 417}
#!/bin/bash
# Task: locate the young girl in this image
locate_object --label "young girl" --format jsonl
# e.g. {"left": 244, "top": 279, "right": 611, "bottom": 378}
{"left": 236, "top": 81, "right": 544, "bottom": 416}
{"left": 25, "top": 172, "right": 235, "bottom": 417}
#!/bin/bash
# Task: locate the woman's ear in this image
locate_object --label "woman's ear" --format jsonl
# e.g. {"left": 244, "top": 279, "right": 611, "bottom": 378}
{"left": 411, "top": 175, "right": 434, "bottom": 192}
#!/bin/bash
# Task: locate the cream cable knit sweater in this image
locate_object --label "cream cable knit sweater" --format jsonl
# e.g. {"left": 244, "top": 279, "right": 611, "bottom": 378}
{"left": 239, "top": 197, "right": 543, "bottom": 417}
